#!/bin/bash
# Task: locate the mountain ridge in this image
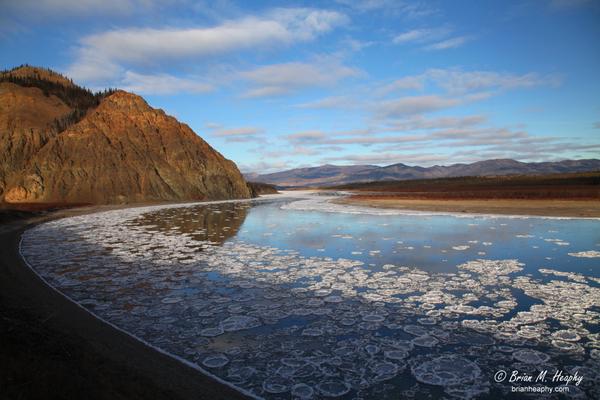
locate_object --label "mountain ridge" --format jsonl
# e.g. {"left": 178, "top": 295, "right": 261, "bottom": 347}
{"left": 248, "top": 158, "right": 600, "bottom": 188}
{"left": 1, "top": 65, "right": 251, "bottom": 204}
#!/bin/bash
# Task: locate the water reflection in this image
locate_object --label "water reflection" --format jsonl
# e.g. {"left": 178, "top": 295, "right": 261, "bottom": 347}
{"left": 130, "top": 202, "right": 250, "bottom": 244}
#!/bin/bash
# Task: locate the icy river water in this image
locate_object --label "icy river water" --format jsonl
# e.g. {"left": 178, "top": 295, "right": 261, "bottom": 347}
{"left": 20, "top": 192, "right": 600, "bottom": 399}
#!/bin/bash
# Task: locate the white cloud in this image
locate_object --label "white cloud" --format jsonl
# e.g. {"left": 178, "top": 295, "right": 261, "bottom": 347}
{"left": 239, "top": 160, "right": 293, "bottom": 174}
{"left": 211, "top": 127, "right": 264, "bottom": 137}
{"left": 121, "top": 71, "right": 213, "bottom": 94}
{"left": 424, "top": 36, "right": 470, "bottom": 50}
{"left": 377, "top": 76, "right": 424, "bottom": 95}
{"left": 375, "top": 68, "right": 561, "bottom": 104}
{"left": 377, "top": 95, "right": 461, "bottom": 118}
{"left": 285, "top": 131, "right": 327, "bottom": 144}
{"left": 388, "top": 115, "right": 487, "bottom": 131}
{"left": 392, "top": 28, "right": 449, "bottom": 44}
{"left": 424, "top": 68, "right": 561, "bottom": 93}
{"left": 323, "top": 152, "right": 449, "bottom": 165}
{"left": 391, "top": 26, "right": 469, "bottom": 51}
{"left": 239, "top": 60, "right": 362, "bottom": 98}
{"left": 295, "top": 95, "right": 358, "bottom": 109}
{"left": 68, "top": 8, "right": 348, "bottom": 83}
{"left": 205, "top": 125, "right": 266, "bottom": 143}
{"left": 335, "top": 0, "right": 438, "bottom": 18}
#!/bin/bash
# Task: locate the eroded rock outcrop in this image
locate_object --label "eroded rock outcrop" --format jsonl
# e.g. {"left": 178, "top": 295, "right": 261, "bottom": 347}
{"left": 1, "top": 66, "right": 251, "bottom": 204}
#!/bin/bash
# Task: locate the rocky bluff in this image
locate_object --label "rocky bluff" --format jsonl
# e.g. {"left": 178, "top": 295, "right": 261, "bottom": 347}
{"left": 0, "top": 66, "right": 251, "bottom": 204}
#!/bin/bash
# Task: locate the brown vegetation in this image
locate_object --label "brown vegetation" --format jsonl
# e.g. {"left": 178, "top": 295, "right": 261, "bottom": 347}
{"left": 333, "top": 172, "right": 600, "bottom": 200}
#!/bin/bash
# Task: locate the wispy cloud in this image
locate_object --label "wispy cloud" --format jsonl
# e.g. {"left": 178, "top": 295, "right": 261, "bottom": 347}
{"left": 392, "top": 26, "right": 471, "bottom": 50}
{"left": 239, "top": 59, "right": 362, "bottom": 98}
{"left": 377, "top": 95, "right": 462, "bottom": 118}
{"left": 375, "top": 68, "right": 560, "bottom": 104}
{"left": 295, "top": 95, "right": 358, "bottom": 109}
{"left": 206, "top": 125, "right": 266, "bottom": 143}
{"left": 335, "top": 0, "right": 438, "bottom": 18}
{"left": 322, "top": 152, "right": 450, "bottom": 165}
{"left": 121, "top": 71, "right": 213, "bottom": 95}
{"left": 424, "top": 36, "right": 471, "bottom": 50}
{"left": 239, "top": 160, "right": 293, "bottom": 174}
{"left": 392, "top": 27, "right": 449, "bottom": 44}
{"left": 285, "top": 131, "right": 327, "bottom": 145}
{"left": 387, "top": 115, "right": 488, "bottom": 131}
{"left": 423, "top": 68, "right": 561, "bottom": 93}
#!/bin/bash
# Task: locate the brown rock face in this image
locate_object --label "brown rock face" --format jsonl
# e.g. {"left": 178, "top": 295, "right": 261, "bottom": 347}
{"left": 0, "top": 82, "right": 71, "bottom": 195}
{"left": 1, "top": 67, "right": 251, "bottom": 204}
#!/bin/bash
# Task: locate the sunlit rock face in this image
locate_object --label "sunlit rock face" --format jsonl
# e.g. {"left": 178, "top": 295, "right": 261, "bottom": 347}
{"left": 0, "top": 81, "right": 70, "bottom": 198}
{"left": 1, "top": 66, "right": 251, "bottom": 204}
{"left": 5, "top": 91, "right": 251, "bottom": 203}
{"left": 21, "top": 194, "right": 600, "bottom": 399}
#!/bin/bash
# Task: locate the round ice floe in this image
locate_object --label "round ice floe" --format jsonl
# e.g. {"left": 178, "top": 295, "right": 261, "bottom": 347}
{"left": 512, "top": 349, "right": 550, "bottom": 364}
{"left": 364, "top": 344, "right": 380, "bottom": 355}
{"left": 333, "top": 347, "right": 355, "bottom": 357}
{"left": 362, "top": 314, "right": 385, "bottom": 323}
{"left": 411, "top": 355, "right": 481, "bottom": 386}
{"left": 292, "top": 383, "right": 314, "bottom": 399}
{"left": 370, "top": 361, "right": 399, "bottom": 377}
{"left": 314, "top": 288, "right": 332, "bottom": 297}
{"left": 551, "top": 340, "right": 582, "bottom": 352}
{"left": 384, "top": 350, "right": 408, "bottom": 360}
{"left": 200, "top": 327, "right": 224, "bottom": 337}
{"left": 323, "top": 294, "right": 343, "bottom": 304}
{"left": 412, "top": 335, "right": 439, "bottom": 348}
{"left": 219, "top": 315, "right": 261, "bottom": 332}
{"left": 202, "top": 353, "right": 229, "bottom": 368}
{"left": 263, "top": 376, "right": 292, "bottom": 394}
{"left": 161, "top": 296, "right": 183, "bottom": 304}
{"left": 316, "top": 380, "right": 351, "bottom": 397}
{"left": 551, "top": 330, "right": 581, "bottom": 342}
{"left": 302, "top": 327, "right": 324, "bottom": 336}
{"left": 226, "top": 366, "right": 255, "bottom": 384}
{"left": 403, "top": 325, "right": 429, "bottom": 336}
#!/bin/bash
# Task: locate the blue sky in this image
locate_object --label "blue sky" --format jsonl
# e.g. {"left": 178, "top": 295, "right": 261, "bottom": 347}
{"left": 2, "top": 0, "right": 599, "bottom": 173}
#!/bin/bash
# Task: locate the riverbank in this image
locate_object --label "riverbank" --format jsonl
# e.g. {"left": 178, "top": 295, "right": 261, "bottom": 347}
{"left": 336, "top": 196, "right": 600, "bottom": 218}
{"left": 0, "top": 206, "right": 248, "bottom": 400}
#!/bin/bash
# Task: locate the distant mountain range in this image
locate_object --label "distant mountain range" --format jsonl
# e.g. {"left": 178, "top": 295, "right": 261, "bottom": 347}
{"left": 246, "top": 159, "right": 600, "bottom": 188}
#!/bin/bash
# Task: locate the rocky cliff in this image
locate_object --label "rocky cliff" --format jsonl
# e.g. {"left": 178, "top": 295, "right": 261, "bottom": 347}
{"left": 0, "top": 66, "right": 251, "bottom": 204}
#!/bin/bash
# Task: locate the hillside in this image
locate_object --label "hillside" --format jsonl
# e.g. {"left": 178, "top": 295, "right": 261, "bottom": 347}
{"left": 0, "top": 66, "right": 251, "bottom": 205}
{"left": 250, "top": 159, "right": 600, "bottom": 187}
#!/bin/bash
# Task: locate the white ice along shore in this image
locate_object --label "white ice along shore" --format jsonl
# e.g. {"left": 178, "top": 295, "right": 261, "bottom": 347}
{"left": 280, "top": 190, "right": 600, "bottom": 220}
{"left": 18, "top": 193, "right": 600, "bottom": 399}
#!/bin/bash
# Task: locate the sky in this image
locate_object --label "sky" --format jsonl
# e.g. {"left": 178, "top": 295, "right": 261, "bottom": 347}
{"left": 1, "top": 0, "right": 600, "bottom": 173}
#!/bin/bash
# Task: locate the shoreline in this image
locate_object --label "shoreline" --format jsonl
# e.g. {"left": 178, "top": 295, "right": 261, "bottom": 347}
{"left": 336, "top": 196, "right": 600, "bottom": 218}
{"left": 0, "top": 205, "right": 249, "bottom": 400}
